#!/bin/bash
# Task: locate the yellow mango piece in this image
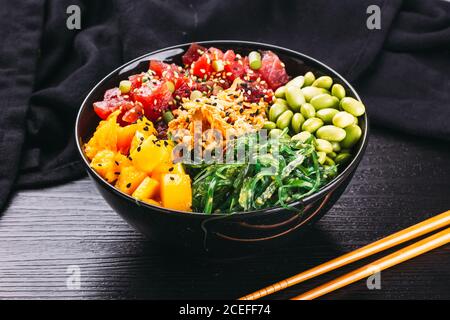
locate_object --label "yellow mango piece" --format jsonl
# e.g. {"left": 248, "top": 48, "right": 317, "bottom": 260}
{"left": 90, "top": 150, "right": 119, "bottom": 183}
{"left": 160, "top": 174, "right": 192, "bottom": 211}
{"left": 114, "top": 153, "right": 132, "bottom": 171}
{"left": 151, "top": 162, "right": 185, "bottom": 183}
{"left": 130, "top": 135, "right": 173, "bottom": 174}
{"left": 115, "top": 166, "right": 147, "bottom": 195}
{"left": 84, "top": 111, "right": 119, "bottom": 160}
{"left": 132, "top": 177, "right": 160, "bottom": 200}
{"left": 129, "top": 117, "right": 157, "bottom": 153}
{"left": 143, "top": 199, "right": 161, "bottom": 207}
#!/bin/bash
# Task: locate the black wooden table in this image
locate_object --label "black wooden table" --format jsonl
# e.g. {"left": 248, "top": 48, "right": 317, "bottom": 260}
{"left": 0, "top": 126, "right": 449, "bottom": 299}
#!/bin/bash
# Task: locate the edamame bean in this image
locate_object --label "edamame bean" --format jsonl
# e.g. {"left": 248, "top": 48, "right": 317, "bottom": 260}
{"left": 269, "top": 129, "right": 284, "bottom": 139}
{"left": 331, "top": 142, "right": 341, "bottom": 152}
{"left": 119, "top": 80, "right": 132, "bottom": 94}
{"left": 286, "top": 76, "right": 305, "bottom": 88}
{"left": 285, "top": 86, "right": 305, "bottom": 112}
{"left": 310, "top": 94, "right": 339, "bottom": 110}
{"left": 316, "top": 125, "right": 347, "bottom": 142}
{"left": 317, "top": 151, "right": 327, "bottom": 165}
{"left": 316, "top": 108, "right": 339, "bottom": 123}
{"left": 301, "top": 86, "right": 328, "bottom": 102}
{"left": 300, "top": 103, "right": 316, "bottom": 119}
{"left": 315, "top": 139, "right": 333, "bottom": 154}
{"left": 291, "top": 113, "right": 305, "bottom": 134}
{"left": 291, "top": 131, "right": 312, "bottom": 143}
{"left": 269, "top": 103, "right": 288, "bottom": 122}
{"left": 312, "top": 76, "right": 333, "bottom": 90}
{"left": 340, "top": 97, "right": 366, "bottom": 117}
{"left": 335, "top": 153, "right": 352, "bottom": 165}
{"left": 302, "top": 117, "right": 324, "bottom": 133}
{"left": 324, "top": 157, "right": 335, "bottom": 166}
{"left": 263, "top": 121, "right": 277, "bottom": 130}
{"left": 303, "top": 71, "right": 315, "bottom": 87}
{"left": 274, "top": 86, "right": 286, "bottom": 98}
{"left": 328, "top": 151, "right": 337, "bottom": 158}
{"left": 276, "top": 110, "right": 294, "bottom": 129}
{"left": 275, "top": 98, "right": 289, "bottom": 108}
{"left": 332, "top": 111, "right": 355, "bottom": 128}
{"left": 248, "top": 51, "right": 262, "bottom": 70}
{"left": 331, "top": 84, "right": 346, "bottom": 99}
{"left": 340, "top": 124, "right": 362, "bottom": 148}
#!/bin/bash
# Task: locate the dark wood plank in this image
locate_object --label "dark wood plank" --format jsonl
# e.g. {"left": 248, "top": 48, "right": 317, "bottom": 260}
{"left": 0, "top": 126, "right": 449, "bottom": 299}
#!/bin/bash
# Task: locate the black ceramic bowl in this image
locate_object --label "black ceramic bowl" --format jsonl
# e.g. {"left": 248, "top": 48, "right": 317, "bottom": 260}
{"left": 75, "top": 41, "right": 368, "bottom": 253}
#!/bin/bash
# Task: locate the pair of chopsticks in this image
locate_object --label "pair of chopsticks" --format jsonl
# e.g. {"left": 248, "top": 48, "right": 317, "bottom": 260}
{"left": 239, "top": 210, "right": 450, "bottom": 300}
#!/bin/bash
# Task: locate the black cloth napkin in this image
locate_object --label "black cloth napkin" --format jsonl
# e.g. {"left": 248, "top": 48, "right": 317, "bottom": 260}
{"left": 1, "top": 0, "right": 449, "bottom": 211}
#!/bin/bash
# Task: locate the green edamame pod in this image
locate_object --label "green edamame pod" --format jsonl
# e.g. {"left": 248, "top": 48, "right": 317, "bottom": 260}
{"left": 268, "top": 103, "right": 288, "bottom": 122}
{"left": 302, "top": 117, "right": 324, "bottom": 133}
{"left": 285, "top": 86, "right": 305, "bottom": 112}
{"left": 340, "top": 124, "right": 362, "bottom": 148}
{"left": 315, "top": 139, "right": 333, "bottom": 154}
{"left": 274, "top": 86, "right": 286, "bottom": 98}
{"left": 310, "top": 94, "right": 339, "bottom": 110}
{"left": 263, "top": 121, "right": 277, "bottom": 130}
{"left": 332, "top": 111, "right": 355, "bottom": 128}
{"left": 276, "top": 110, "right": 294, "bottom": 129}
{"left": 300, "top": 103, "right": 316, "bottom": 119}
{"left": 291, "top": 131, "right": 312, "bottom": 143}
{"left": 312, "top": 76, "right": 333, "bottom": 90}
{"left": 335, "top": 153, "right": 352, "bottom": 165}
{"left": 316, "top": 108, "right": 339, "bottom": 123}
{"left": 286, "top": 76, "right": 305, "bottom": 88}
{"left": 316, "top": 125, "right": 347, "bottom": 142}
{"left": 340, "top": 97, "right": 366, "bottom": 117}
{"left": 291, "top": 113, "right": 305, "bottom": 134}
{"left": 303, "top": 72, "right": 315, "bottom": 87}
{"left": 331, "top": 84, "right": 346, "bottom": 99}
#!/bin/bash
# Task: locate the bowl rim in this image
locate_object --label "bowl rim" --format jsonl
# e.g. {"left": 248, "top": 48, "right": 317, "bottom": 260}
{"left": 75, "top": 40, "right": 369, "bottom": 218}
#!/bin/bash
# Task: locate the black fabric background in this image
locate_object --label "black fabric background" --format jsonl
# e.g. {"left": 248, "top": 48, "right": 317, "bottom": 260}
{"left": 0, "top": 0, "right": 449, "bottom": 211}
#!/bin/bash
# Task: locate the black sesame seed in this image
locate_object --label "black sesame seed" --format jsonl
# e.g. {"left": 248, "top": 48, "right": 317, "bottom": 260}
{"left": 137, "top": 146, "right": 141, "bottom": 152}
{"left": 170, "top": 177, "right": 175, "bottom": 181}
{"left": 115, "top": 161, "right": 119, "bottom": 165}
{"left": 168, "top": 167, "right": 174, "bottom": 172}
{"left": 97, "top": 164, "right": 102, "bottom": 167}
{"left": 143, "top": 127, "right": 149, "bottom": 131}
{"left": 126, "top": 183, "right": 131, "bottom": 188}
{"left": 114, "top": 172, "right": 120, "bottom": 175}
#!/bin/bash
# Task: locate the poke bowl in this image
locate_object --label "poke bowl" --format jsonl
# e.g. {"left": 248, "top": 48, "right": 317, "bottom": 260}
{"left": 75, "top": 41, "right": 368, "bottom": 253}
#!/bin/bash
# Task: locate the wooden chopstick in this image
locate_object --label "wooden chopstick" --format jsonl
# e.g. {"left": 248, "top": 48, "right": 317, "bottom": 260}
{"left": 292, "top": 226, "right": 450, "bottom": 300}
{"left": 239, "top": 210, "right": 450, "bottom": 300}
